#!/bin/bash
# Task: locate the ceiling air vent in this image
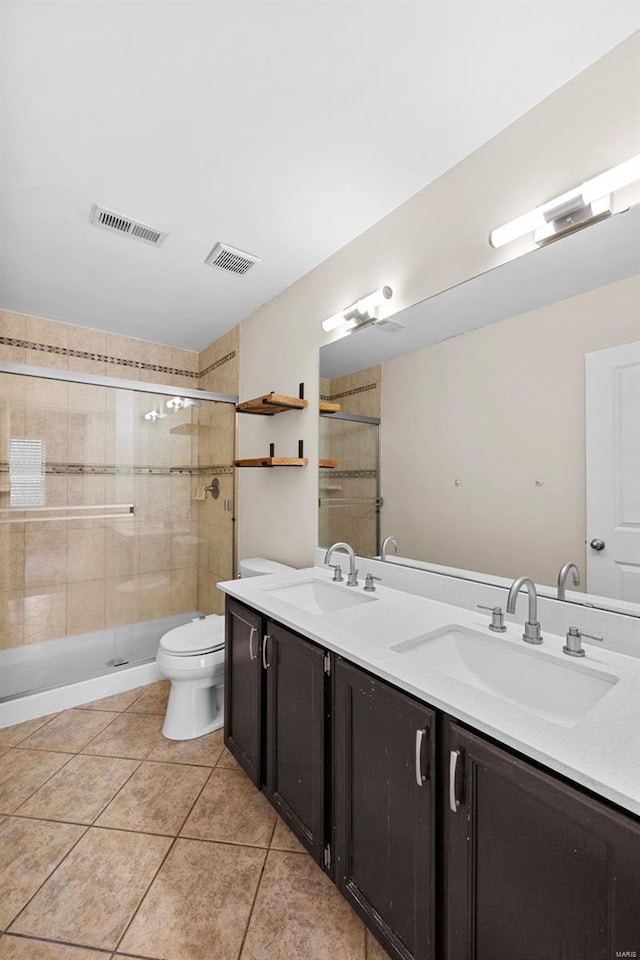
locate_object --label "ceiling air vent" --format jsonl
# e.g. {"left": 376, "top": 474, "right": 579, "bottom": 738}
{"left": 204, "top": 242, "right": 260, "bottom": 276}
{"left": 89, "top": 204, "right": 168, "bottom": 247}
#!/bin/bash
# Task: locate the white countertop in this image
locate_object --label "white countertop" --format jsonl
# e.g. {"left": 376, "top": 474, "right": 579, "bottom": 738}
{"left": 218, "top": 566, "right": 640, "bottom": 817}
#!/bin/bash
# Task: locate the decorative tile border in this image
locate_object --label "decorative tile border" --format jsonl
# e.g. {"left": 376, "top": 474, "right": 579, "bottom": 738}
{"left": 199, "top": 350, "right": 236, "bottom": 378}
{"left": 0, "top": 336, "right": 199, "bottom": 379}
{"left": 0, "top": 462, "right": 234, "bottom": 477}
{"left": 320, "top": 382, "right": 378, "bottom": 401}
{"left": 321, "top": 469, "right": 377, "bottom": 478}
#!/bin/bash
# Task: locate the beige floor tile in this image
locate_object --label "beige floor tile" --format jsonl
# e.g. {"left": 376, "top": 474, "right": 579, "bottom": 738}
{"left": 120, "top": 837, "right": 266, "bottom": 960}
{"left": 366, "top": 929, "right": 393, "bottom": 960}
{"left": 81, "top": 686, "right": 147, "bottom": 712}
{"left": 15, "top": 754, "right": 140, "bottom": 824}
{"left": 96, "top": 761, "right": 209, "bottom": 835}
{"left": 10, "top": 826, "right": 171, "bottom": 950}
{"left": 147, "top": 728, "right": 224, "bottom": 767}
{"left": 181, "top": 767, "right": 276, "bottom": 847}
{"left": 270, "top": 817, "right": 306, "bottom": 853}
{"left": 125, "top": 680, "right": 170, "bottom": 716}
{"left": 0, "top": 750, "right": 71, "bottom": 813}
{"left": 0, "top": 714, "right": 59, "bottom": 751}
{"left": 19, "top": 710, "right": 118, "bottom": 754}
{"left": 0, "top": 935, "right": 107, "bottom": 959}
{"left": 0, "top": 817, "right": 85, "bottom": 928}
{"left": 81, "top": 713, "right": 165, "bottom": 760}
{"left": 216, "top": 746, "right": 241, "bottom": 770}
{"left": 240, "top": 850, "right": 366, "bottom": 960}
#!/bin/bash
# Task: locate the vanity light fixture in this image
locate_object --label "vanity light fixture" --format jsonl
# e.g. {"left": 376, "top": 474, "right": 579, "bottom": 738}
{"left": 144, "top": 408, "right": 166, "bottom": 421}
{"left": 489, "top": 154, "right": 640, "bottom": 249}
{"left": 322, "top": 286, "right": 393, "bottom": 333}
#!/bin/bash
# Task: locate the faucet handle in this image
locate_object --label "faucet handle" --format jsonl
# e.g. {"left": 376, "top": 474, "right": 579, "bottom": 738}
{"left": 477, "top": 604, "right": 506, "bottom": 633}
{"left": 364, "top": 573, "right": 381, "bottom": 592}
{"left": 327, "top": 563, "right": 343, "bottom": 582}
{"left": 563, "top": 625, "right": 604, "bottom": 657}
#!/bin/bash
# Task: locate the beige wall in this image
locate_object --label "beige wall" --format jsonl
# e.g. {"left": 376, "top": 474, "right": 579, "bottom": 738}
{"left": 235, "top": 34, "right": 640, "bottom": 568}
{"left": 381, "top": 275, "right": 640, "bottom": 588}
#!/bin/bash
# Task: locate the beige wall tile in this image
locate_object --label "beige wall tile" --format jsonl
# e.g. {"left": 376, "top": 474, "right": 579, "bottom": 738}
{"left": 0, "top": 529, "right": 24, "bottom": 592}
{"left": 66, "top": 527, "right": 106, "bottom": 583}
{"left": 105, "top": 576, "right": 140, "bottom": 628}
{"left": 24, "top": 316, "right": 70, "bottom": 370}
{"left": 171, "top": 523, "right": 198, "bottom": 568}
{"left": 138, "top": 340, "right": 173, "bottom": 384}
{"left": 68, "top": 411, "right": 107, "bottom": 465}
{"left": 104, "top": 524, "right": 139, "bottom": 578}
{"left": 138, "top": 571, "right": 171, "bottom": 619}
{"left": 67, "top": 580, "right": 105, "bottom": 635}
{"left": 23, "top": 585, "right": 66, "bottom": 644}
{"left": 67, "top": 382, "right": 106, "bottom": 414}
{"left": 25, "top": 408, "right": 68, "bottom": 462}
{"left": 24, "top": 377, "right": 68, "bottom": 410}
{"left": 0, "top": 591, "right": 24, "bottom": 647}
{"left": 67, "top": 325, "right": 107, "bottom": 375}
{"left": 1, "top": 372, "right": 28, "bottom": 405}
{"left": 170, "top": 566, "right": 197, "bottom": 614}
{"left": 139, "top": 526, "right": 171, "bottom": 574}
{"left": 24, "top": 528, "right": 67, "bottom": 587}
{"left": 104, "top": 333, "right": 141, "bottom": 380}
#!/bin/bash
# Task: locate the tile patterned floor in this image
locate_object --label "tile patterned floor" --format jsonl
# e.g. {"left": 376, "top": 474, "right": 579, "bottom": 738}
{"left": 0, "top": 681, "right": 391, "bottom": 960}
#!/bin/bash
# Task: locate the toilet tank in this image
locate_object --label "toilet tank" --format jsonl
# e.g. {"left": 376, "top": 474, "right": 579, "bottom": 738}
{"left": 238, "top": 557, "right": 295, "bottom": 578}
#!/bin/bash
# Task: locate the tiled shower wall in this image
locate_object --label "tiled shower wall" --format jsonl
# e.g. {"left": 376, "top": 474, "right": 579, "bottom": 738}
{"left": 319, "top": 365, "right": 380, "bottom": 556}
{"left": 0, "top": 310, "right": 239, "bottom": 649}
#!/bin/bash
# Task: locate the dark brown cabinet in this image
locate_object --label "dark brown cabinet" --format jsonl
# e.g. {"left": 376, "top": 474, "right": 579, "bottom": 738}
{"left": 263, "top": 619, "right": 328, "bottom": 864}
{"left": 334, "top": 657, "right": 436, "bottom": 960}
{"left": 225, "top": 599, "right": 640, "bottom": 960}
{"left": 445, "top": 721, "right": 640, "bottom": 960}
{"left": 224, "top": 599, "right": 263, "bottom": 786}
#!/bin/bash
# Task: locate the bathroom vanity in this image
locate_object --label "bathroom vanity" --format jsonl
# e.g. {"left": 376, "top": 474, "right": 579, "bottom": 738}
{"left": 219, "top": 568, "right": 640, "bottom": 960}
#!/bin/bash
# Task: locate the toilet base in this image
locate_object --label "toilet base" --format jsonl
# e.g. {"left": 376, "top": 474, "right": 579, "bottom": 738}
{"left": 161, "top": 678, "right": 224, "bottom": 741}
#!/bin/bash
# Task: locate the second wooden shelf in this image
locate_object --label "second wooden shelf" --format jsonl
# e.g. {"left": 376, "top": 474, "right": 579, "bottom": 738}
{"left": 237, "top": 392, "right": 308, "bottom": 415}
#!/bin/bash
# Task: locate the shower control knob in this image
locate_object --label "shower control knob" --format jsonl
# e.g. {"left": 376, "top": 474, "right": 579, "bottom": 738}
{"left": 589, "top": 538, "right": 606, "bottom": 551}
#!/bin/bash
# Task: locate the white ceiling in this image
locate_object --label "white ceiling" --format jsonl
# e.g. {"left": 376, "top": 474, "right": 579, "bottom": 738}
{"left": 1, "top": 2, "right": 638, "bottom": 352}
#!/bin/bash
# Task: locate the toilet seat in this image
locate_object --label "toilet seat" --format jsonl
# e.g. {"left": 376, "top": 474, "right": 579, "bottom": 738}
{"left": 159, "top": 615, "right": 224, "bottom": 657}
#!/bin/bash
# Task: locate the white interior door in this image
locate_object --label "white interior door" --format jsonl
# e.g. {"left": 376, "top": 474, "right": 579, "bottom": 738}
{"left": 586, "top": 341, "right": 640, "bottom": 601}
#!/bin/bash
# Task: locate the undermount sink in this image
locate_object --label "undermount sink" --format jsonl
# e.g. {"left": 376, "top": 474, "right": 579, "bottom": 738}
{"left": 391, "top": 626, "right": 618, "bottom": 727}
{"left": 264, "top": 579, "right": 377, "bottom": 615}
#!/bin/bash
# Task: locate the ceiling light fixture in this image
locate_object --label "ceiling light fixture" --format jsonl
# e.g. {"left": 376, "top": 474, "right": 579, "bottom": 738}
{"left": 322, "top": 286, "right": 393, "bottom": 333}
{"left": 489, "top": 154, "right": 640, "bottom": 249}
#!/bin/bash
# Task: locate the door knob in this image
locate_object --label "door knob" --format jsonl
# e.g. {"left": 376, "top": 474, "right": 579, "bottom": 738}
{"left": 589, "top": 538, "right": 606, "bottom": 551}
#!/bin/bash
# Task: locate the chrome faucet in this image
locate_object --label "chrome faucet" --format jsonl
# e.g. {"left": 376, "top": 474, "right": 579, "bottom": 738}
{"left": 381, "top": 536, "right": 400, "bottom": 561}
{"left": 324, "top": 542, "right": 358, "bottom": 586}
{"left": 557, "top": 562, "right": 580, "bottom": 601}
{"left": 506, "top": 576, "right": 543, "bottom": 644}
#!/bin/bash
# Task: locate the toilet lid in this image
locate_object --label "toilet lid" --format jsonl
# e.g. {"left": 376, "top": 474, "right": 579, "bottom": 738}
{"left": 159, "top": 615, "right": 225, "bottom": 656}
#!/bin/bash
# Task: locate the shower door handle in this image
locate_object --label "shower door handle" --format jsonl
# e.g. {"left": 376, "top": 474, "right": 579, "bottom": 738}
{"left": 248, "top": 627, "right": 258, "bottom": 661}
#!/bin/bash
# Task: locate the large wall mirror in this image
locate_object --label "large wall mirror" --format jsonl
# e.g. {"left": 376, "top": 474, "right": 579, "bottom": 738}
{"left": 318, "top": 206, "right": 640, "bottom": 617}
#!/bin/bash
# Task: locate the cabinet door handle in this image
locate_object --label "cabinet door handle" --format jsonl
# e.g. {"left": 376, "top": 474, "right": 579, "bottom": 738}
{"left": 262, "top": 634, "right": 271, "bottom": 669}
{"left": 415, "top": 728, "right": 426, "bottom": 786}
{"left": 449, "top": 750, "right": 461, "bottom": 812}
{"left": 248, "top": 627, "right": 258, "bottom": 661}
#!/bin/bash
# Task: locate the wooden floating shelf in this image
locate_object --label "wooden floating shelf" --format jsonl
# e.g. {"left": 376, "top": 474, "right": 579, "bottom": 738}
{"left": 319, "top": 401, "right": 341, "bottom": 414}
{"left": 237, "top": 392, "right": 308, "bottom": 416}
{"left": 234, "top": 457, "right": 308, "bottom": 468}
{"left": 319, "top": 459, "right": 338, "bottom": 469}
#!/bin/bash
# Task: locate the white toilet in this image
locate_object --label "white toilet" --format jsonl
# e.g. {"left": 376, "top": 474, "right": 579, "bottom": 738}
{"left": 156, "top": 557, "right": 294, "bottom": 740}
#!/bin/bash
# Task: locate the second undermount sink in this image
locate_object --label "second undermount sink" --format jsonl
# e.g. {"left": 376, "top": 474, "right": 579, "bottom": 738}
{"left": 391, "top": 626, "right": 618, "bottom": 727}
{"left": 264, "top": 579, "right": 377, "bottom": 615}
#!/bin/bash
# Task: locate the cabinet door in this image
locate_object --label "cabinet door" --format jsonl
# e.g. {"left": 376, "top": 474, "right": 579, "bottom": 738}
{"left": 334, "top": 657, "right": 436, "bottom": 960}
{"left": 445, "top": 720, "right": 640, "bottom": 960}
{"left": 224, "top": 599, "right": 263, "bottom": 787}
{"left": 263, "top": 621, "right": 327, "bottom": 866}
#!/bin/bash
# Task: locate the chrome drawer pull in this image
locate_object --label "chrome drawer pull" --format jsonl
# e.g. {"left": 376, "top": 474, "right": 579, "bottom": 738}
{"left": 262, "top": 634, "right": 271, "bottom": 669}
{"left": 415, "top": 728, "right": 426, "bottom": 787}
{"left": 449, "top": 750, "right": 461, "bottom": 812}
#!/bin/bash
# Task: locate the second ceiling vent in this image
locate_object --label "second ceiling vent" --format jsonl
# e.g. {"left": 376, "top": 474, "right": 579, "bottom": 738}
{"left": 204, "top": 242, "right": 261, "bottom": 276}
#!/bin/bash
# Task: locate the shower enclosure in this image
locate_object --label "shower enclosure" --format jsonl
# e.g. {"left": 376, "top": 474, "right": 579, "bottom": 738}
{"left": 0, "top": 363, "right": 236, "bottom": 703}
